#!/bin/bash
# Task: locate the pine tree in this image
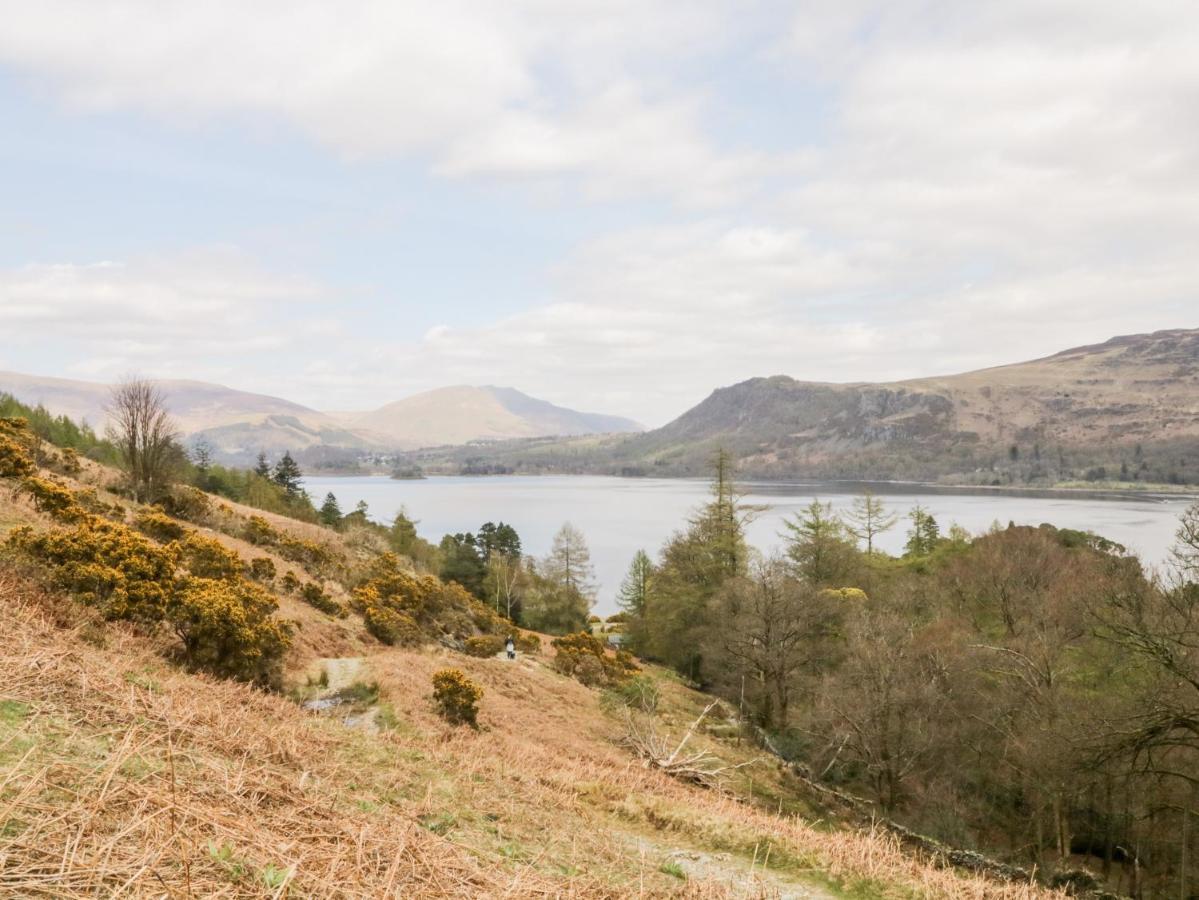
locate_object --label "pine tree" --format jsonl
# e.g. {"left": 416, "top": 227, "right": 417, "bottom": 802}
{"left": 254, "top": 451, "right": 271, "bottom": 478}
{"left": 617, "top": 549, "right": 654, "bottom": 616}
{"left": 782, "top": 499, "right": 856, "bottom": 585}
{"left": 318, "top": 492, "right": 342, "bottom": 528}
{"left": 904, "top": 504, "right": 941, "bottom": 556}
{"left": 272, "top": 451, "right": 303, "bottom": 496}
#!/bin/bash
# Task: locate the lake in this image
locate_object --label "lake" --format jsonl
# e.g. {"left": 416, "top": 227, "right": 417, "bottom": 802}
{"left": 302, "top": 475, "right": 1195, "bottom": 615}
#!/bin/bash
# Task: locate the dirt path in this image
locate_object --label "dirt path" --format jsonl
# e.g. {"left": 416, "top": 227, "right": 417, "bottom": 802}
{"left": 630, "top": 836, "right": 837, "bottom": 899}
{"left": 319, "top": 656, "right": 366, "bottom": 692}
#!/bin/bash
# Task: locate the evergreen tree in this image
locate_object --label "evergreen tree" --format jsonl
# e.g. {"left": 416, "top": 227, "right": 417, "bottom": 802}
{"left": 629, "top": 448, "right": 751, "bottom": 680}
{"left": 272, "top": 451, "right": 303, "bottom": 496}
{"left": 342, "top": 499, "right": 371, "bottom": 528}
{"left": 904, "top": 504, "right": 941, "bottom": 556}
{"left": 254, "top": 451, "right": 271, "bottom": 478}
{"left": 617, "top": 549, "right": 655, "bottom": 616}
{"left": 318, "top": 492, "right": 343, "bottom": 528}
{"left": 440, "top": 532, "right": 487, "bottom": 599}
{"left": 783, "top": 499, "right": 858, "bottom": 585}
{"left": 477, "top": 521, "right": 521, "bottom": 562}
{"left": 390, "top": 509, "right": 419, "bottom": 556}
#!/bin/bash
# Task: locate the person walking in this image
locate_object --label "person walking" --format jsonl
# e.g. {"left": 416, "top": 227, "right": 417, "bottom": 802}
{"left": 505, "top": 635, "right": 516, "bottom": 660}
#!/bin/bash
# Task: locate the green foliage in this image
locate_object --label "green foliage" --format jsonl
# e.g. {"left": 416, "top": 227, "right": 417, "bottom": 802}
{"left": 318, "top": 492, "right": 342, "bottom": 527}
{"left": 904, "top": 504, "right": 941, "bottom": 557}
{"left": 604, "top": 674, "right": 660, "bottom": 713}
{"left": 616, "top": 550, "right": 654, "bottom": 616}
{"left": 431, "top": 668, "right": 482, "bottom": 728}
{"left": 271, "top": 452, "right": 303, "bottom": 496}
{"left": 782, "top": 499, "right": 858, "bottom": 586}
{"left": 299, "top": 581, "right": 345, "bottom": 617}
{"left": 439, "top": 532, "right": 486, "bottom": 598}
{"left": 0, "top": 394, "right": 118, "bottom": 464}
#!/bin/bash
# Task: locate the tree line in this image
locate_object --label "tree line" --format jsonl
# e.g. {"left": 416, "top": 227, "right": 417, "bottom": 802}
{"left": 614, "top": 450, "right": 1198, "bottom": 897}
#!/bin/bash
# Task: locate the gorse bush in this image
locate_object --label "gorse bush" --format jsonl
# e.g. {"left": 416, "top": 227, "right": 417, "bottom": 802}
{"left": 243, "top": 514, "right": 337, "bottom": 575}
{"left": 179, "top": 533, "right": 244, "bottom": 581}
{"left": 248, "top": 557, "right": 277, "bottom": 583}
{"left": 431, "top": 668, "right": 483, "bottom": 728}
{"left": 9, "top": 507, "right": 290, "bottom": 685}
{"left": 8, "top": 517, "right": 179, "bottom": 623}
{"left": 0, "top": 417, "right": 38, "bottom": 479}
{"left": 19, "top": 476, "right": 85, "bottom": 522}
{"left": 169, "top": 577, "right": 290, "bottom": 686}
{"left": 300, "top": 581, "right": 345, "bottom": 617}
{"left": 551, "top": 631, "right": 636, "bottom": 687}
{"left": 133, "top": 507, "right": 188, "bottom": 543}
{"left": 463, "top": 634, "right": 505, "bottom": 657}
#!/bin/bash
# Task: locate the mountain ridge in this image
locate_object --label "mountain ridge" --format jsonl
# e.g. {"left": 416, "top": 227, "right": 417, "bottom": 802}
{"left": 0, "top": 372, "right": 641, "bottom": 460}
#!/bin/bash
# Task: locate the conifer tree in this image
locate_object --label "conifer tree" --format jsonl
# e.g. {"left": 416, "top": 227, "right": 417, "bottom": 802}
{"left": 254, "top": 451, "right": 271, "bottom": 478}
{"left": 318, "top": 492, "right": 342, "bottom": 528}
{"left": 617, "top": 549, "right": 654, "bottom": 616}
{"left": 272, "top": 451, "right": 303, "bottom": 496}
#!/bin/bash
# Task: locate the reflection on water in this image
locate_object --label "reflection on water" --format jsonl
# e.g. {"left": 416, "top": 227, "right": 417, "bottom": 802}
{"left": 303, "top": 475, "right": 1194, "bottom": 615}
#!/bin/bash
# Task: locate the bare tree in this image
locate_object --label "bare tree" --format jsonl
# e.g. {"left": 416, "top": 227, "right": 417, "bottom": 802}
{"left": 845, "top": 490, "right": 898, "bottom": 555}
{"left": 106, "top": 377, "right": 180, "bottom": 503}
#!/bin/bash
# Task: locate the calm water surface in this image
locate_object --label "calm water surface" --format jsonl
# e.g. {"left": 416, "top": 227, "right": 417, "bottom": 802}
{"left": 303, "top": 475, "right": 1194, "bottom": 615}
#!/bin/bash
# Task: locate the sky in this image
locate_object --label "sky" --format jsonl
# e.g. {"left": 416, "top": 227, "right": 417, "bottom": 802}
{"left": 0, "top": 0, "right": 1195, "bottom": 427}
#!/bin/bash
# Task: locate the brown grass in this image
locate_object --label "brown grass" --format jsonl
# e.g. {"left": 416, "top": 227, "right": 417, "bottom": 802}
{"left": 0, "top": 462, "right": 1070, "bottom": 899}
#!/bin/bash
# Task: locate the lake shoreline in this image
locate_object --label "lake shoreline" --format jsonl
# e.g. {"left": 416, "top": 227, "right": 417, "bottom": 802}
{"left": 307, "top": 470, "right": 1199, "bottom": 504}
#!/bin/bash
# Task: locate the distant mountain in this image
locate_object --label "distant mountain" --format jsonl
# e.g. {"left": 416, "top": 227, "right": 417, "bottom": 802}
{"left": 402, "top": 329, "right": 1199, "bottom": 486}
{"left": 613, "top": 328, "right": 1199, "bottom": 482}
{"left": 332, "top": 385, "right": 642, "bottom": 449}
{"left": 0, "top": 372, "right": 641, "bottom": 461}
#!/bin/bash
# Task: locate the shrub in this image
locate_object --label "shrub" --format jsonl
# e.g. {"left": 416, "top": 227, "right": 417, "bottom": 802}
{"left": 551, "top": 631, "right": 635, "bottom": 687}
{"left": 57, "top": 446, "right": 82, "bottom": 476}
{"left": 19, "top": 476, "right": 85, "bottom": 522}
{"left": 133, "top": 507, "right": 188, "bottom": 543}
{"left": 161, "top": 485, "right": 212, "bottom": 523}
{"left": 515, "top": 633, "right": 541, "bottom": 654}
{"left": 178, "top": 533, "right": 244, "bottom": 581}
{"left": 0, "top": 418, "right": 36, "bottom": 479}
{"left": 243, "top": 515, "right": 279, "bottom": 546}
{"left": 169, "top": 577, "right": 290, "bottom": 686}
{"left": 71, "top": 487, "right": 125, "bottom": 521}
{"left": 606, "top": 674, "right": 660, "bottom": 713}
{"left": 431, "top": 668, "right": 482, "bottom": 728}
{"left": 280, "top": 571, "right": 301, "bottom": 593}
{"left": 8, "top": 515, "right": 179, "bottom": 623}
{"left": 300, "top": 581, "right": 345, "bottom": 617}
{"left": 248, "top": 557, "right": 277, "bottom": 583}
{"left": 463, "top": 635, "right": 505, "bottom": 658}
{"left": 361, "top": 600, "right": 422, "bottom": 646}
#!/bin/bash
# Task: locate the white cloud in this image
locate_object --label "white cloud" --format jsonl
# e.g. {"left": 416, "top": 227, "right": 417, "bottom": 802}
{"left": 0, "top": 0, "right": 764, "bottom": 204}
{"left": 0, "top": 249, "right": 326, "bottom": 383}
{"left": 1, "top": 1, "right": 1197, "bottom": 425}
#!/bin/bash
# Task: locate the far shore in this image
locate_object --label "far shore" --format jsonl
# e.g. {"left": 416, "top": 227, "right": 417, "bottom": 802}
{"left": 302, "top": 470, "right": 1199, "bottom": 503}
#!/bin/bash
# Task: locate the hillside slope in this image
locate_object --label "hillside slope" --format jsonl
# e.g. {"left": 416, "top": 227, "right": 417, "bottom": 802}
{"left": 0, "top": 447, "right": 1058, "bottom": 898}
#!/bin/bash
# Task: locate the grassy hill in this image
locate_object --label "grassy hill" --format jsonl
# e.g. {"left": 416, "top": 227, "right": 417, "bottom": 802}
{"left": 401, "top": 328, "right": 1199, "bottom": 486}
{"left": 0, "top": 434, "right": 1059, "bottom": 897}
